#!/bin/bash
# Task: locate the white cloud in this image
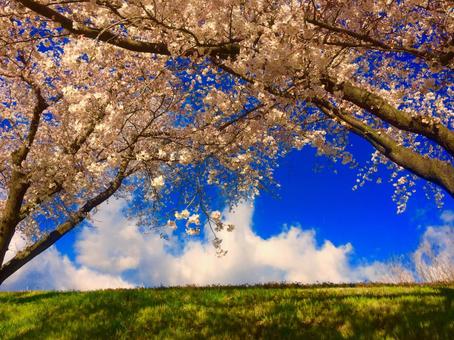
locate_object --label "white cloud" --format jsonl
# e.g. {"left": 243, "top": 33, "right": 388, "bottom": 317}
{"left": 1, "top": 231, "right": 133, "bottom": 291}
{"left": 3, "top": 199, "right": 452, "bottom": 290}
{"left": 413, "top": 225, "right": 454, "bottom": 282}
{"left": 73, "top": 200, "right": 361, "bottom": 286}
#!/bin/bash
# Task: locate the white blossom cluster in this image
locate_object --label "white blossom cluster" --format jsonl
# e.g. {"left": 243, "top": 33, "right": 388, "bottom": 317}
{"left": 0, "top": 0, "right": 452, "bottom": 270}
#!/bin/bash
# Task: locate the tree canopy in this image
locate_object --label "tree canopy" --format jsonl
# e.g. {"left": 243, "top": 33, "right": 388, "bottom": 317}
{"left": 0, "top": 0, "right": 453, "bottom": 285}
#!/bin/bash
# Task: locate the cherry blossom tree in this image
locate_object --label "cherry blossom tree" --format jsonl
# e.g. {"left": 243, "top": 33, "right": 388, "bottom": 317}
{"left": 1, "top": 0, "right": 453, "bottom": 284}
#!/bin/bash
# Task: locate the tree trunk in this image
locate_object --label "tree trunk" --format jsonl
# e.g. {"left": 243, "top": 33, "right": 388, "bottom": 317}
{"left": 0, "top": 171, "right": 30, "bottom": 267}
{"left": 0, "top": 161, "right": 128, "bottom": 286}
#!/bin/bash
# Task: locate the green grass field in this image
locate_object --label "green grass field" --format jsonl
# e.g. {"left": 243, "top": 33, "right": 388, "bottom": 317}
{"left": 0, "top": 284, "right": 453, "bottom": 339}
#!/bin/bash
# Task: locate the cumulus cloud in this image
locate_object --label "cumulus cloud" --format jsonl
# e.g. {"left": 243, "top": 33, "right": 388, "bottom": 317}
{"left": 357, "top": 214, "right": 454, "bottom": 283}
{"left": 1, "top": 231, "right": 133, "bottom": 291}
{"left": 413, "top": 222, "right": 454, "bottom": 282}
{"left": 2, "top": 200, "right": 452, "bottom": 290}
{"left": 73, "top": 200, "right": 362, "bottom": 286}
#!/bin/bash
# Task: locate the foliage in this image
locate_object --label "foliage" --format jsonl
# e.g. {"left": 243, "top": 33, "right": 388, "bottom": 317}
{"left": 0, "top": 285, "right": 453, "bottom": 339}
{"left": 1, "top": 0, "right": 453, "bottom": 284}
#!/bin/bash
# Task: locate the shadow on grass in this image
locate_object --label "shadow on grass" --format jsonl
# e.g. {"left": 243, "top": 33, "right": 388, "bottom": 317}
{"left": 0, "top": 291, "right": 68, "bottom": 305}
{"left": 439, "top": 287, "right": 454, "bottom": 311}
{"left": 3, "top": 286, "right": 453, "bottom": 339}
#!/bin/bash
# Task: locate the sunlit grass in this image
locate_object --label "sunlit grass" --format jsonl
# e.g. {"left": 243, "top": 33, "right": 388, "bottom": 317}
{"left": 0, "top": 284, "right": 453, "bottom": 339}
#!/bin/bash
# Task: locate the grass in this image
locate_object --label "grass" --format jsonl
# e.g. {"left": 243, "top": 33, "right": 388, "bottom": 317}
{"left": 0, "top": 284, "right": 453, "bottom": 339}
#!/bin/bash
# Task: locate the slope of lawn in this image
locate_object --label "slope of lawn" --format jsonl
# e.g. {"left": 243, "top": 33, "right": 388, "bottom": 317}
{"left": 0, "top": 284, "right": 453, "bottom": 339}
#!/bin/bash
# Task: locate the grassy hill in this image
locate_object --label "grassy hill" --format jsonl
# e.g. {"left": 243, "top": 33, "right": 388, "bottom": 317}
{"left": 0, "top": 284, "right": 453, "bottom": 339}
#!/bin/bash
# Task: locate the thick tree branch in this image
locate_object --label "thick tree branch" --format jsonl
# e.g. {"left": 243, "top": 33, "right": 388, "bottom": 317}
{"left": 314, "top": 98, "right": 454, "bottom": 197}
{"left": 11, "top": 109, "right": 107, "bottom": 228}
{"left": 0, "top": 160, "right": 129, "bottom": 285}
{"left": 212, "top": 63, "right": 454, "bottom": 194}
{"left": 16, "top": 0, "right": 170, "bottom": 54}
{"left": 18, "top": 180, "right": 63, "bottom": 221}
{"left": 306, "top": 17, "right": 453, "bottom": 67}
{"left": 322, "top": 77, "right": 454, "bottom": 158}
{"left": 0, "top": 86, "right": 48, "bottom": 266}
{"left": 0, "top": 102, "right": 156, "bottom": 282}
{"left": 15, "top": 0, "right": 240, "bottom": 58}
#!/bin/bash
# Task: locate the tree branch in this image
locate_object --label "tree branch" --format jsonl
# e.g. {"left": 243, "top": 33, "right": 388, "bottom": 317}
{"left": 0, "top": 160, "right": 129, "bottom": 285}
{"left": 314, "top": 98, "right": 454, "bottom": 197}
{"left": 322, "top": 77, "right": 454, "bottom": 158}
{"left": 16, "top": 0, "right": 170, "bottom": 54}
{"left": 12, "top": 109, "right": 107, "bottom": 227}
{"left": 15, "top": 0, "right": 240, "bottom": 58}
{"left": 0, "top": 85, "right": 48, "bottom": 266}
{"left": 306, "top": 17, "right": 453, "bottom": 67}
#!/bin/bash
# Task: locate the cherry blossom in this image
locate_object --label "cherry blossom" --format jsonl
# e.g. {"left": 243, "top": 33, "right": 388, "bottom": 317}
{"left": 0, "top": 0, "right": 452, "bottom": 285}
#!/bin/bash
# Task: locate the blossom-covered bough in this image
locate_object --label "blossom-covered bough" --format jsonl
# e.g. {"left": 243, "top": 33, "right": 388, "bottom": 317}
{"left": 0, "top": 0, "right": 453, "bottom": 285}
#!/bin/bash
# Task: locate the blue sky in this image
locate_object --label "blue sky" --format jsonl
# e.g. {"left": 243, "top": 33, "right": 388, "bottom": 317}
{"left": 254, "top": 134, "right": 454, "bottom": 264}
{"left": 4, "top": 134, "right": 453, "bottom": 290}
{"left": 53, "top": 131, "right": 453, "bottom": 270}
{"left": 2, "top": 17, "right": 453, "bottom": 290}
{"left": 8, "top": 20, "right": 452, "bottom": 265}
